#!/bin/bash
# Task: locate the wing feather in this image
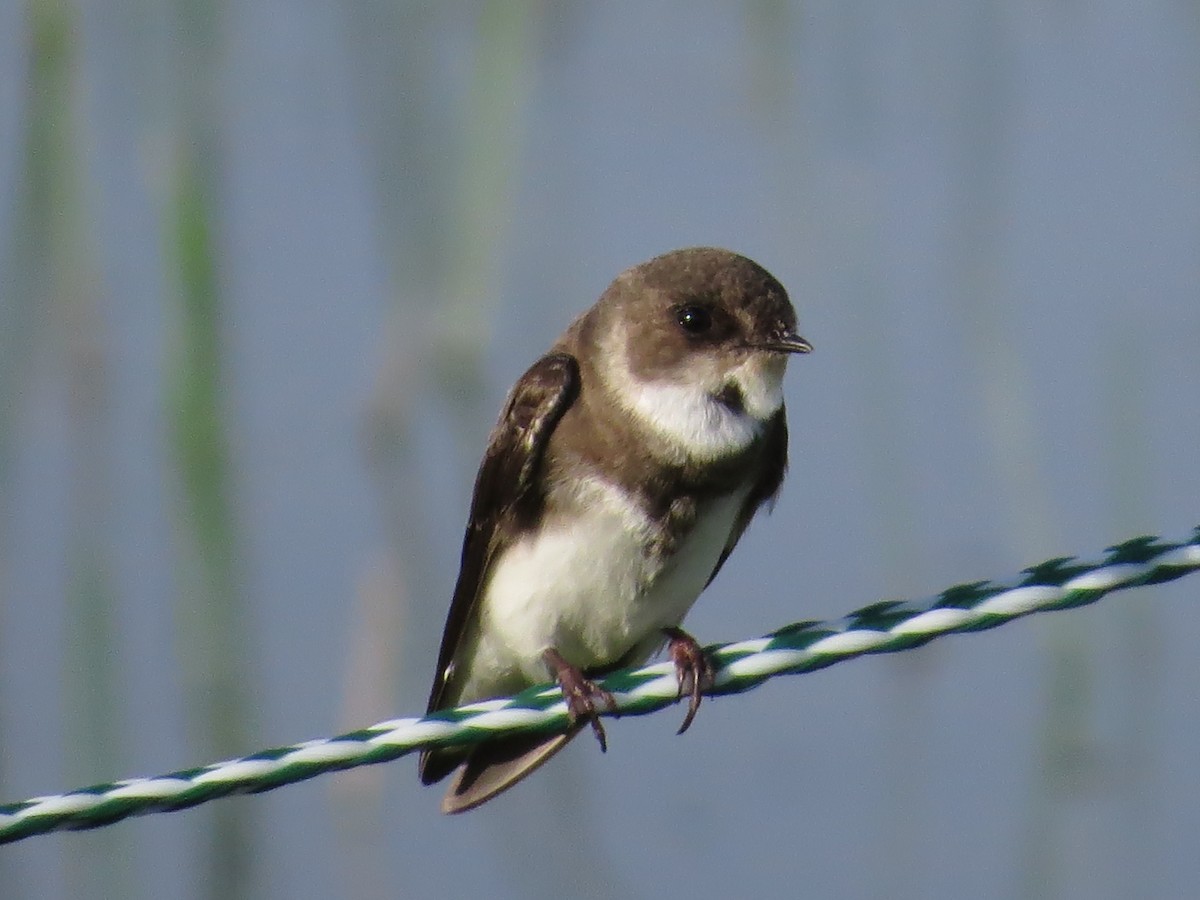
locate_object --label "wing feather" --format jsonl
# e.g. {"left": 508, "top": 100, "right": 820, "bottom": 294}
{"left": 419, "top": 352, "right": 579, "bottom": 784}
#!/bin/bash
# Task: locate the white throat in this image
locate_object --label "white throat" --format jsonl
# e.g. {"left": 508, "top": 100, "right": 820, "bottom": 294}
{"left": 601, "top": 330, "right": 785, "bottom": 460}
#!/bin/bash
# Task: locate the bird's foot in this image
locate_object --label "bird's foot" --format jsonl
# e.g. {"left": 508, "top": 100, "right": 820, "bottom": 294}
{"left": 663, "top": 626, "right": 716, "bottom": 735}
{"left": 542, "top": 648, "right": 617, "bottom": 752}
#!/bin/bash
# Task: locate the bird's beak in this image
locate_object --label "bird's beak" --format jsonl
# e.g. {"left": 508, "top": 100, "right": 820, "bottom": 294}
{"left": 755, "top": 333, "right": 813, "bottom": 354}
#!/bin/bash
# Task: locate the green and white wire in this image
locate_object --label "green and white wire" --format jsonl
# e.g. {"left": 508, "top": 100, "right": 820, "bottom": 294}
{"left": 2, "top": 527, "right": 1197, "bottom": 844}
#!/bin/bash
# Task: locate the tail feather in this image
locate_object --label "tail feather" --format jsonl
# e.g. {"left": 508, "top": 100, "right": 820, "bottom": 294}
{"left": 418, "top": 746, "right": 465, "bottom": 787}
{"left": 436, "top": 724, "right": 584, "bottom": 814}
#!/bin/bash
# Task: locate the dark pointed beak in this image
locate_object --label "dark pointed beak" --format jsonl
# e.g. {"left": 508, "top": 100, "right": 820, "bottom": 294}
{"left": 755, "top": 333, "right": 813, "bottom": 354}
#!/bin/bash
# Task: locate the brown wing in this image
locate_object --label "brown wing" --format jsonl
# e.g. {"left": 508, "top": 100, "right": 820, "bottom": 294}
{"left": 704, "top": 407, "right": 789, "bottom": 588}
{"left": 419, "top": 353, "right": 579, "bottom": 783}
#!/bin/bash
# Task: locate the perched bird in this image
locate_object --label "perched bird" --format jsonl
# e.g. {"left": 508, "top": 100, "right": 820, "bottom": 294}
{"left": 420, "top": 247, "right": 811, "bottom": 813}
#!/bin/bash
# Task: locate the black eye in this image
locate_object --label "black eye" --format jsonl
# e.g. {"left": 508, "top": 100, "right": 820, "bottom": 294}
{"left": 676, "top": 305, "right": 713, "bottom": 335}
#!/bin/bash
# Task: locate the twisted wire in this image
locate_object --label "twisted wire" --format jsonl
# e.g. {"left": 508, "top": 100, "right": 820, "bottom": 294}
{"left": 2, "top": 527, "right": 1197, "bottom": 844}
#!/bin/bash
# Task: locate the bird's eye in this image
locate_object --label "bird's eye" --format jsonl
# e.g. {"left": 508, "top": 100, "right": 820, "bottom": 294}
{"left": 676, "top": 305, "right": 713, "bottom": 335}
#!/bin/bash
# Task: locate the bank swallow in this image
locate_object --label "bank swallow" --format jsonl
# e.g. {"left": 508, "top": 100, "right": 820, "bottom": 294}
{"left": 420, "top": 247, "right": 811, "bottom": 813}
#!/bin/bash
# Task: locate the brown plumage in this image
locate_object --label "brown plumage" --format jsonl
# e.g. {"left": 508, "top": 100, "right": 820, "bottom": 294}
{"left": 419, "top": 248, "right": 810, "bottom": 813}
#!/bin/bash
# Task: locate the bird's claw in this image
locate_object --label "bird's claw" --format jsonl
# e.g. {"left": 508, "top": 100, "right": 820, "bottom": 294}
{"left": 542, "top": 648, "right": 616, "bottom": 752}
{"left": 663, "top": 626, "right": 715, "bottom": 735}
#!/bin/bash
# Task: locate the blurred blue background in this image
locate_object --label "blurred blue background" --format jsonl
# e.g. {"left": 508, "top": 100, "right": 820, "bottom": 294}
{"left": 2, "top": 2, "right": 1199, "bottom": 898}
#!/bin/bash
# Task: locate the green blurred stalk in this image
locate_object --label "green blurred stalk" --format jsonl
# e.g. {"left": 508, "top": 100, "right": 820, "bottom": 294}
{"left": 166, "top": 159, "right": 253, "bottom": 899}
{"left": 165, "top": 143, "right": 254, "bottom": 900}
{"left": 157, "top": 0, "right": 257, "bottom": 889}
{"left": 434, "top": 0, "right": 539, "bottom": 401}
{"left": 16, "top": 0, "right": 131, "bottom": 897}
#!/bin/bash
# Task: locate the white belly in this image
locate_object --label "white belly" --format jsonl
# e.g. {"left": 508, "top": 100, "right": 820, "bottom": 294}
{"left": 455, "top": 477, "right": 746, "bottom": 703}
